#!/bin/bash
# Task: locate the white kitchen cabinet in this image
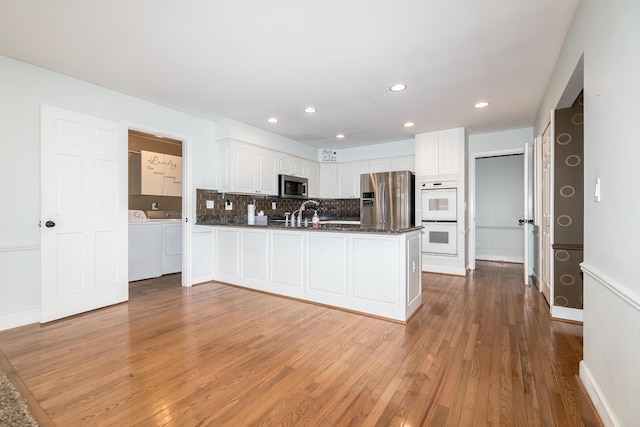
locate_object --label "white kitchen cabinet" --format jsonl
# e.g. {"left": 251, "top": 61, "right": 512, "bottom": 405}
{"left": 255, "top": 149, "right": 277, "bottom": 195}
{"left": 305, "top": 161, "right": 320, "bottom": 198}
{"left": 319, "top": 163, "right": 338, "bottom": 198}
{"left": 139, "top": 150, "right": 182, "bottom": 196}
{"left": 338, "top": 161, "right": 369, "bottom": 198}
{"left": 277, "top": 153, "right": 293, "bottom": 175}
{"left": 415, "top": 128, "right": 464, "bottom": 180}
{"left": 308, "top": 233, "right": 348, "bottom": 296}
{"left": 369, "top": 158, "right": 390, "bottom": 173}
{"left": 241, "top": 230, "right": 269, "bottom": 283}
{"left": 213, "top": 228, "right": 240, "bottom": 277}
{"left": 210, "top": 226, "right": 423, "bottom": 322}
{"left": 218, "top": 139, "right": 278, "bottom": 196}
{"left": 368, "top": 156, "right": 414, "bottom": 174}
{"left": 279, "top": 153, "right": 306, "bottom": 177}
{"left": 272, "top": 232, "right": 304, "bottom": 288}
{"left": 390, "top": 155, "right": 415, "bottom": 172}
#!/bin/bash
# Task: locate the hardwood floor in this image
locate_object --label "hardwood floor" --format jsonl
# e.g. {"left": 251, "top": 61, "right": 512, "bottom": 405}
{"left": 0, "top": 262, "right": 601, "bottom": 426}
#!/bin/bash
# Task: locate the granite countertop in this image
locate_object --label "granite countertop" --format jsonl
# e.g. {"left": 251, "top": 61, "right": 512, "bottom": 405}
{"left": 196, "top": 215, "right": 422, "bottom": 234}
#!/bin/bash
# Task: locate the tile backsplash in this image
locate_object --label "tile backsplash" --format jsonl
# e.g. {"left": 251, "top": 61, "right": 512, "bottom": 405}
{"left": 196, "top": 189, "right": 360, "bottom": 221}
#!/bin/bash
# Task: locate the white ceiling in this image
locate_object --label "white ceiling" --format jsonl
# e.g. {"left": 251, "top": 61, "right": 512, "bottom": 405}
{"left": 0, "top": 0, "right": 579, "bottom": 148}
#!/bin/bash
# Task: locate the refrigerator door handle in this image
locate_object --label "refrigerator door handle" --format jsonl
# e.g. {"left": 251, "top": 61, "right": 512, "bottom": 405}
{"left": 379, "top": 182, "right": 386, "bottom": 227}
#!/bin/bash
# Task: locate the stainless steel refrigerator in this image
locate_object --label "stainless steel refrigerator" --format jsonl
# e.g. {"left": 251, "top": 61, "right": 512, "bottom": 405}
{"left": 360, "top": 171, "right": 415, "bottom": 230}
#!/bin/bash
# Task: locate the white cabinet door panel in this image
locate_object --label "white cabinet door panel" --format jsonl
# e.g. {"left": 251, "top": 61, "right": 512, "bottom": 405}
{"left": 307, "top": 234, "right": 347, "bottom": 295}
{"left": 352, "top": 237, "right": 398, "bottom": 304}
{"left": 241, "top": 230, "right": 269, "bottom": 281}
{"left": 215, "top": 229, "right": 240, "bottom": 275}
{"left": 272, "top": 232, "right": 304, "bottom": 288}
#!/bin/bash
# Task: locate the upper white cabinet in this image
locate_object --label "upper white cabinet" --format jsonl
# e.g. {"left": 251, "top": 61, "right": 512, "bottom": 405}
{"left": 305, "top": 161, "right": 320, "bottom": 198}
{"left": 368, "top": 159, "right": 390, "bottom": 173}
{"left": 218, "top": 139, "right": 277, "bottom": 195}
{"left": 319, "top": 163, "right": 338, "bottom": 198}
{"left": 255, "top": 149, "right": 278, "bottom": 195}
{"left": 390, "top": 155, "right": 414, "bottom": 172}
{"left": 369, "top": 156, "right": 415, "bottom": 174}
{"left": 139, "top": 150, "right": 182, "bottom": 196}
{"left": 415, "top": 128, "right": 464, "bottom": 180}
{"left": 338, "top": 161, "right": 369, "bottom": 198}
{"left": 277, "top": 153, "right": 306, "bottom": 177}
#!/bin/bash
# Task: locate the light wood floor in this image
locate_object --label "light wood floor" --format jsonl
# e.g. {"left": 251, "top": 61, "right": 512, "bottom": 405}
{"left": 0, "top": 262, "right": 601, "bottom": 426}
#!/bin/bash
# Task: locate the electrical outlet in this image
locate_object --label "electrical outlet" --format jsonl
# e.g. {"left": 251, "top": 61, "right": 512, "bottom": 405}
{"left": 151, "top": 202, "right": 159, "bottom": 210}
{"left": 272, "top": 201, "right": 277, "bottom": 210}
{"left": 206, "top": 200, "right": 214, "bottom": 209}
{"left": 225, "top": 200, "right": 233, "bottom": 210}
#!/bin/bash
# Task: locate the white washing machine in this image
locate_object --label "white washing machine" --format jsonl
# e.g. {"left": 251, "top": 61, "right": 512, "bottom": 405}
{"left": 128, "top": 210, "right": 162, "bottom": 281}
{"left": 161, "top": 221, "right": 182, "bottom": 275}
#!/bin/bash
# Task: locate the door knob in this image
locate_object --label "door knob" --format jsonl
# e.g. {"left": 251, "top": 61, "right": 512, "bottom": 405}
{"left": 45, "top": 220, "right": 56, "bottom": 228}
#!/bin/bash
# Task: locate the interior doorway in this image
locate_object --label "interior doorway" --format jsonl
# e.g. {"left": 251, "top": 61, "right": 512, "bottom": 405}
{"left": 475, "top": 154, "right": 524, "bottom": 263}
{"left": 126, "top": 125, "right": 192, "bottom": 292}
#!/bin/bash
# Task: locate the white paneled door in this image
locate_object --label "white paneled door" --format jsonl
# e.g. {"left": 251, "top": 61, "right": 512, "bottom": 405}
{"left": 522, "top": 142, "right": 535, "bottom": 285}
{"left": 40, "top": 105, "right": 128, "bottom": 323}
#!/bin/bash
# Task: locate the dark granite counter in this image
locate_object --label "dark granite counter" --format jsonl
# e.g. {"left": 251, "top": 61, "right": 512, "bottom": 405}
{"left": 196, "top": 215, "right": 422, "bottom": 234}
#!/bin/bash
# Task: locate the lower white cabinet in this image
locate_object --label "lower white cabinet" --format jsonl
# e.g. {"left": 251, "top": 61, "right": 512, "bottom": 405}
{"left": 241, "top": 230, "right": 269, "bottom": 282}
{"left": 307, "top": 234, "right": 348, "bottom": 296}
{"left": 272, "top": 232, "right": 304, "bottom": 288}
{"left": 211, "top": 226, "right": 422, "bottom": 322}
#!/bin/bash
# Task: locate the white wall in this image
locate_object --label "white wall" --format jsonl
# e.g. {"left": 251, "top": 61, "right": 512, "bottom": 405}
{"left": 216, "top": 118, "right": 317, "bottom": 160}
{"left": 535, "top": 1, "right": 640, "bottom": 425}
{"left": 468, "top": 128, "right": 533, "bottom": 155}
{"left": 335, "top": 138, "right": 415, "bottom": 162}
{"left": 0, "top": 55, "right": 217, "bottom": 329}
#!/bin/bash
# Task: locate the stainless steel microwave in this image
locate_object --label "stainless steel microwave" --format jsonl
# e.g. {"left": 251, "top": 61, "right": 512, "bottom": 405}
{"left": 279, "top": 174, "right": 308, "bottom": 199}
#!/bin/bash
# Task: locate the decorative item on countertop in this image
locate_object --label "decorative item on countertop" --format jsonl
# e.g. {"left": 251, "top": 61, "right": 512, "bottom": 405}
{"left": 312, "top": 210, "right": 320, "bottom": 228}
{"left": 255, "top": 210, "right": 268, "bottom": 226}
{"left": 247, "top": 204, "right": 255, "bottom": 225}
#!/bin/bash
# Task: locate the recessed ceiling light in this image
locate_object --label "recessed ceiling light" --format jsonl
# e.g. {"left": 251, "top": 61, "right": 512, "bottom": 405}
{"left": 404, "top": 122, "right": 415, "bottom": 127}
{"left": 267, "top": 117, "right": 278, "bottom": 123}
{"left": 474, "top": 101, "right": 489, "bottom": 108}
{"left": 304, "top": 107, "right": 317, "bottom": 113}
{"left": 336, "top": 134, "right": 345, "bottom": 139}
{"left": 390, "top": 83, "right": 407, "bottom": 92}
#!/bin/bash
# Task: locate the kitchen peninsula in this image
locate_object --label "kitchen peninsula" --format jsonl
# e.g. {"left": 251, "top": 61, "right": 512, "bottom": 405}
{"left": 198, "top": 219, "right": 423, "bottom": 322}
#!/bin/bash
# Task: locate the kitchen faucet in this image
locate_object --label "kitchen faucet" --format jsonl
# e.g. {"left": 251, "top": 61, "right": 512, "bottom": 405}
{"left": 294, "top": 200, "right": 319, "bottom": 227}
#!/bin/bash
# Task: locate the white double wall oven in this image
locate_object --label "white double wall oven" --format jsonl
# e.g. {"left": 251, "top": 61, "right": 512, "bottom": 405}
{"left": 420, "top": 181, "right": 458, "bottom": 255}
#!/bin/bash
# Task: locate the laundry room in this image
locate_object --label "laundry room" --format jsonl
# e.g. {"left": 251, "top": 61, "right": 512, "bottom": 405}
{"left": 128, "top": 130, "right": 183, "bottom": 285}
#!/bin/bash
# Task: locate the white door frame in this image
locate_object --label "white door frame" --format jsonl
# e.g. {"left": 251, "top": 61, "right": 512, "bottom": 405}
{"left": 124, "top": 122, "right": 193, "bottom": 287}
{"left": 468, "top": 148, "right": 524, "bottom": 271}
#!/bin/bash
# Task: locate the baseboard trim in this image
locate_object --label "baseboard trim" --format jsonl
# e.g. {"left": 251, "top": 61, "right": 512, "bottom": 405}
{"left": 190, "top": 274, "right": 213, "bottom": 286}
{"left": 579, "top": 361, "right": 616, "bottom": 427}
{"left": 581, "top": 262, "right": 640, "bottom": 312}
{"left": 0, "top": 309, "right": 39, "bottom": 332}
{"left": 476, "top": 254, "right": 524, "bottom": 263}
{"left": 421, "top": 265, "right": 466, "bottom": 276}
{"left": 551, "top": 305, "right": 583, "bottom": 323}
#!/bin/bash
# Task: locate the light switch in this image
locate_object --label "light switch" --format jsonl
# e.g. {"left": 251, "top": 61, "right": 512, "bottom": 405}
{"left": 206, "top": 200, "right": 214, "bottom": 209}
{"left": 594, "top": 178, "right": 601, "bottom": 202}
{"left": 272, "top": 201, "right": 277, "bottom": 210}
